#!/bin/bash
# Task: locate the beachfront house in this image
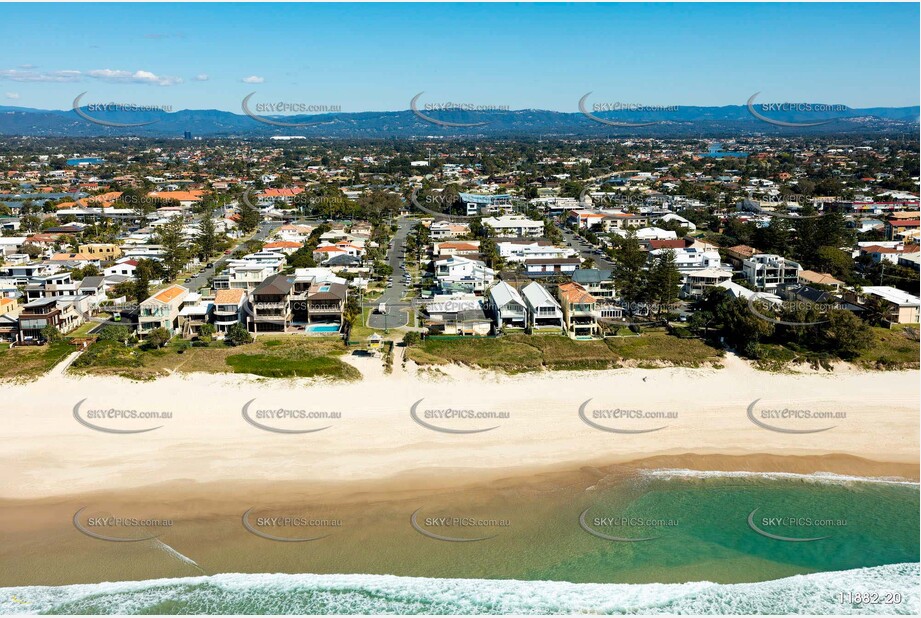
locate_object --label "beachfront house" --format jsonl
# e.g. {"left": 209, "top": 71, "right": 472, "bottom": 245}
{"left": 487, "top": 281, "right": 527, "bottom": 330}
{"left": 178, "top": 293, "right": 214, "bottom": 338}
{"left": 249, "top": 274, "right": 294, "bottom": 333}
{"left": 212, "top": 288, "right": 247, "bottom": 334}
{"left": 304, "top": 281, "right": 348, "bottom": 328}
{"left": 557, "top": 282, "right": 599, "bottom": 338}
{"left": 521, "top": 282, "right": 564, "bottom": 332}
{"left": 422, "top": 293, "right": 492, "bottom": 336}
{"left": 17, "top": 297, "right": 85, "bottom": 342}
{"left": 138, "top": 284, "right": 189, "bottom": 337}
{"left": 843, "top": 286, "right": 920, "bottom": 325}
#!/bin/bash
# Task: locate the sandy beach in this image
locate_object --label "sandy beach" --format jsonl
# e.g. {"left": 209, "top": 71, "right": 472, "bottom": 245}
{"left": 2, "top": 353, "right": 919, "bottom": 503}
{"left": 1, "top": 354, "right": 919, "bottom": 588}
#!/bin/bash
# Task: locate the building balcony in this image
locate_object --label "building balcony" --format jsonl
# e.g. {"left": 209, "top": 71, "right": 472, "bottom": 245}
{"left": 253, "top": 310, "right": 289, "bottom": 319}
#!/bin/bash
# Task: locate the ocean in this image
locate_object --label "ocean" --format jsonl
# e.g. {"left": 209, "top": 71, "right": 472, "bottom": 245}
{"left": 2, "top": 471, "right": 917, "bottom": 614}
{"left": 1, "top": 565, "right": 918, "bottom": 614}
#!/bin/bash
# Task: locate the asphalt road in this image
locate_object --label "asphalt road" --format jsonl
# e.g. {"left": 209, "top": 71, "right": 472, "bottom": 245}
{"left": 367, "top": 217, "right": 413, "bottom": 329}
{"left": 559, "top": 226, "right": 617, "bottom": 269}
{"left": 183, "top": 220, "right": 279, "bottom": 292}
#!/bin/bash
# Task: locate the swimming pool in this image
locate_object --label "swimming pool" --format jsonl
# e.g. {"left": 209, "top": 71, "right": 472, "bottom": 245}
{"left": 306, "top": 324, "right": 341, "bottom": 333}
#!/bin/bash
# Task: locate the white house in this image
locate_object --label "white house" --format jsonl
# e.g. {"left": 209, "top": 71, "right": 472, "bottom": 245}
{"left": 648, "top": 247, "right": 732, "bottom": 297}
{"left": 497, "top": 240, "right": 577, "bottom": 263}
{"left": 481, "top": 215, "right": 544, "bottom": 238}
{"left": 421, "top": 293, "right": 492, "bottom": 336}
{"left": 657, "top": 212, "right": 697, "bottom": 233}
{"left": 521, "top": 282, "right": 564, "bottom": 331}
{"left": 104, "top": 259, "right": 140, "bottom": 279}
{"left": 434, "top": 255, "right": 496, "bottom": 294}
{"left": 716, "top": 280, "right": 783, "bottom": 306}
{"left": 631, "top": 227, "right": 678, "bottom": 241}
{"left": 844, "top": 286, "right": 920, "bottom": 324}
{"left": 429, "top": 221, "right": 471, "bottom": 240}
{"left": 523, "top": 257, "right": 582, "bottom": 278}
{"left": 487, "top": 281, "right": 527, "bottom": 329}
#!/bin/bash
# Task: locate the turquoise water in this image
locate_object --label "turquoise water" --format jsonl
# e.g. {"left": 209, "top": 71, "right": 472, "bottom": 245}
{"left": 522, "top": 471, "right": 919, "bottom": 584}
{"left": 2, "top": 472, "right": 917, "bottom": 614}
{"left": 306, "top": 324, "right": 340, "bottom": 333}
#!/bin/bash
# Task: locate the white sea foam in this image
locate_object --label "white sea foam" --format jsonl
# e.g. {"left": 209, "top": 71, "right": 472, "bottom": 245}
{"left": 1, "top": 564, "right": 918, "bottom": 615}
{"left": 641, "top": 468, "right": 920, "bottom": 486}
{"left": 152, "top": 539, "right": 205, "bottom": 574}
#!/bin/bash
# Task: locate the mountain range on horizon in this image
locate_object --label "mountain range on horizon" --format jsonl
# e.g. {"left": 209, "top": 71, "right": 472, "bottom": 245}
{"left": 1, "top": 102, "right": 918, "bottom": 138}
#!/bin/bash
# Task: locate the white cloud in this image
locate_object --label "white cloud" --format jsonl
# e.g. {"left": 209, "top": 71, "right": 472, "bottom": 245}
{"left": 241, "top": 75, "right": 264, "bottom": 84}
{"left": 0, "top": 69, "right": 81, "bottom": 83}
{"left": 87, "top": 69, "right": 183, "bottom": 87}
{"left": 195, "top": 74, "right": 209, "bottom": 82}
{"left": 0, "top": 67, "right": 183, "bottom": 86}
{"left": 5, "top": 92, "right": 20, "bottom": 100}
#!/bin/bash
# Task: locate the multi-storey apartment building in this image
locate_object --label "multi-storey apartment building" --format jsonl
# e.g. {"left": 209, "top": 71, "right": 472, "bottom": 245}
{"left": 742, "top": 254, "right": 803, "bottom": 292}
{"left": 249, "top": 274, "right": 294, "bottom": 333}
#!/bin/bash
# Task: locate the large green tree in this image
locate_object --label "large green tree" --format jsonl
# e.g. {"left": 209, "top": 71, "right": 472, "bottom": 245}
{"left": 155, "top": 216, "right": 189, "bottom": 280}
{"left": 647, "top": 250, "right": 682, "bottom": 316}
{"left": 611, "top": 233, "right": 648, "bottom": 308}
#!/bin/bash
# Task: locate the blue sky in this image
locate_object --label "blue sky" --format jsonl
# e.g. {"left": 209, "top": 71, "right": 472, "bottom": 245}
{"left": 1, "top": 2, "right": 918, "bottom": 112}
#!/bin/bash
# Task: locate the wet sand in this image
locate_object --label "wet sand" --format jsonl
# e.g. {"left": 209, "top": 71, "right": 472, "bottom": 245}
{"left": 1, "top": 355, "right": 917, "bottom": 588}
{"left": 1, "top": 453, "right": 917, "bottom": 588}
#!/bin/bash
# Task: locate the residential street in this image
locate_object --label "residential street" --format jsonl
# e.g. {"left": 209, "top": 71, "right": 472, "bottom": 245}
{"left": 184, "top": 220, "right": 279, "bottom": 292}
{"left": 559, "top": 225, "right": 616, "bottom": 269}
{"left": 366, "top": 217, "right": 413, "bottom": 329}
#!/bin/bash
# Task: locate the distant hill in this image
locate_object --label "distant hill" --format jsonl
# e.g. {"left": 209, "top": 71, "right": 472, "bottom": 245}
{"left": 0, "top": 103, "right": 917, "bottom": 138}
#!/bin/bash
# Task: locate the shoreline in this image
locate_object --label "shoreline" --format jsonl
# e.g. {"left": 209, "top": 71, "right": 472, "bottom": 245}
{"left": 1, "top": 563, "right": 919, "bottom": 615}
{"left": 2, "top": 355, "right": 917, "bottom": 590}
{"left": 1, "top": 453, "right": 917, "bottom": 589}
{"left": 4, "top": 452, "right": 917, "bottom": 508}
{"left": 2, "top": 353, "right": 918, "bottom": 501}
